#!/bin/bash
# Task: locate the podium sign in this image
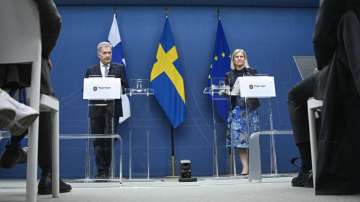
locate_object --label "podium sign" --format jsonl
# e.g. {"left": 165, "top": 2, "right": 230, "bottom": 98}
{"left": 83, "top": 77, "right": 121, "bottom": 100}
{"left": 238, "top": 76, "right": 276, "bottom": 98}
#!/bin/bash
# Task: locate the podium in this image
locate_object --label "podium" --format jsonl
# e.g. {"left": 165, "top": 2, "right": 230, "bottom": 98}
{"left": 82, "top": 77, "right": 122, "bottom": 182}
{"left": 83, "top": 77, "right": 122, "bottom": 100}
{"left": 236, "top": 76, "right": 277, "bottom": 176}
{"left": 234, "top": 76, "right": 292, "bottom": 181}
{"left": 125, "top": 79, "right": 154, "bottom": 180}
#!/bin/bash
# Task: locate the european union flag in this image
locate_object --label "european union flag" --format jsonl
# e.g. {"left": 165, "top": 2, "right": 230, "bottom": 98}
{"left": 209, "top": 19, "right": 231, "bottom": 121}
{"left": 150, "top": 18, "right": 186, "bottom": 128}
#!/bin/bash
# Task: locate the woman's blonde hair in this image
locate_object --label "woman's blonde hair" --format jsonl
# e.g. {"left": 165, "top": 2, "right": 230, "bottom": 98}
{"left": 230, "top": 48, "right": 250, "bottom": 70}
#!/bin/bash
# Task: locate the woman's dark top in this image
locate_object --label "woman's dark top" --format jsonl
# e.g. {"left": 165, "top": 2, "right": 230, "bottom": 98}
{"left": 225, "top": 67, "right": 259, "bottom": 110}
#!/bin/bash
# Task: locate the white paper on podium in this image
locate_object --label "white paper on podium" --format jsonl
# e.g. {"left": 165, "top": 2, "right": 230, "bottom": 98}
{"left": 83, "top": 77, "right": 122, "bottom": 100}
{"left": 236, "top": 76, "right": 276, "bottom": 98}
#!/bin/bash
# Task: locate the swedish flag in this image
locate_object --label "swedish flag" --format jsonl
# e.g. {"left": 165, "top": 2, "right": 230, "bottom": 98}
{"left": 150, "top": 18, "right": 186, "bottom": 128}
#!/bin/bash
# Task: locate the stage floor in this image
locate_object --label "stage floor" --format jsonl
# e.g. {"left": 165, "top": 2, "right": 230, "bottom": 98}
{"left": 0, "top": 176, "right": 359, "bottom": 202}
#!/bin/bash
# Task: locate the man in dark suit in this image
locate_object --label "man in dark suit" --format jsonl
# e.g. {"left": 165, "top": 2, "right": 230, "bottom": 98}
{"left": 85, "top": 41, "right": 128, "bottom": 179}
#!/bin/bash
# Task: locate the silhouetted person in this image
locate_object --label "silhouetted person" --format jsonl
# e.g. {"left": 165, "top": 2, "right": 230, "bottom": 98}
{"left": 288, "top": 0, "right": 360, "bottom": 194}
{"left": 0, "top": 0, "right": 71, "bottom": 195}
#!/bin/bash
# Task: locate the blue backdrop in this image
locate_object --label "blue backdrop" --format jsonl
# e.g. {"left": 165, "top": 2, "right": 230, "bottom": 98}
{"left": 0, "top": 5, "right": 316, "bottom": 178}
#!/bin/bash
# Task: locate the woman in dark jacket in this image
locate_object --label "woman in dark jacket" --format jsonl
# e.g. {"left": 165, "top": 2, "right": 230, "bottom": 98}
{"left": 225, "top": 49, "right": 260, "bottom": 175}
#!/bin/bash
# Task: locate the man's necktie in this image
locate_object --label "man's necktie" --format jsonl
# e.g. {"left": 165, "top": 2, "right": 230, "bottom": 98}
{"left": 104, "top": 65, "right": 109, "bottom": 77}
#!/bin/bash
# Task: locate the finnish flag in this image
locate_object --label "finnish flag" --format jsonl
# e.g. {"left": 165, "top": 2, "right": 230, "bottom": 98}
{"left": 108, "top": 13, "right": 130, "bottom": 124}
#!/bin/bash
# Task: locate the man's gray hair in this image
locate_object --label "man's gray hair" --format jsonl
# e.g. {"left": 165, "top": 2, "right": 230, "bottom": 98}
{"left": 97, "top": 41, "right": 112, "bottom": 54}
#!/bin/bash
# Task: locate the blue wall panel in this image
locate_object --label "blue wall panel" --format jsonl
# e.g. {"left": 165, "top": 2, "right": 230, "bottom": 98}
{"left": 0, "top": 6, "right": 316, "bottom": 178}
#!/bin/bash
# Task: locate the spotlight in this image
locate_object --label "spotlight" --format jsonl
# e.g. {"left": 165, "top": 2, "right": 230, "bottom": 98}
{"left": 179, "top": 160, "right": 197, "bottom": 182}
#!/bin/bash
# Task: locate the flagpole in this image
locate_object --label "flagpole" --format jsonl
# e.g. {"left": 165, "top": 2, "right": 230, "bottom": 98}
{"left": 163, "top": 7, "right": 176, "bottom": 177}
{"left": 170, "top": 125, "right": 176, "bottom": 176}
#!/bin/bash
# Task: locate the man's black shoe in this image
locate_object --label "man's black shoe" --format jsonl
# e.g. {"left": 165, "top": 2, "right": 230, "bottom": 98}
{"left": 303, "top": 170, "right": 314, "bottom": 188}
{"left": 96, "top": 169, "right": 110, "bottom": 178}
{"left": 291, "top": 169, "right": 314, "bottom": 188}
{"left": 95, "top": 170, "right": 110, "bottom": 182}
{"left": 0, "top": 144, "right": 26, "bottom": 168}
{"left": 38, "top": 173, "right": 72, "bottom": 195}
{"left": 96, "top": 173, "right": 107, "bottom": 179}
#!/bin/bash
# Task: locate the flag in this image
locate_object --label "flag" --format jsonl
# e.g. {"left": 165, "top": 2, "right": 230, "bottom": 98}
{"left": 208, "top": 19, "right": 231, "bottom": 121}
{"left": 107, "top": 13, "right": 131, "bottom": 124}
{"left": 150, "top": 18, "right": 186, "bottom": 128}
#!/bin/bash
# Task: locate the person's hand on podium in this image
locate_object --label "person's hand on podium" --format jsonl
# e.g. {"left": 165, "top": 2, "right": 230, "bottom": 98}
{"left": 218, "top": 89, "right": 229, "bottom": 96}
